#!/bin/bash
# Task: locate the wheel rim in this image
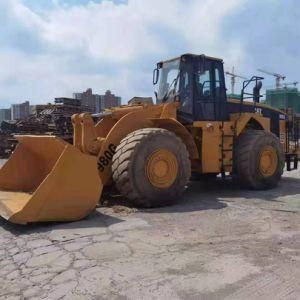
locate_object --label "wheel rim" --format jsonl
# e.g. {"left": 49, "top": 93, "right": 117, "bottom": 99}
{"left": 146, "top": 149, "right": 178, "bottom": 188}
{"left": 259, "top": 146, "right": 278, "bottom": 177}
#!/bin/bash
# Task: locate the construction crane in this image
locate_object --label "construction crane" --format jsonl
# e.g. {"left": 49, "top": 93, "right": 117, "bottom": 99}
{"left": 264, "top": 81, "right": 298, "bottom": 90}
{"left": 257, "top": 68, "right": 286, "bottom": 89}
{"left": 225, "top": 67, "right": 247, "bottom": 95}
{"left": 282, "top": 81, "right": 298, "bottom": 88}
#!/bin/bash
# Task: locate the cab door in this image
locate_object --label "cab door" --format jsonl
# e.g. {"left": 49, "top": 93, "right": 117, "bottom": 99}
{"left": 193, "top": 58, "right": 225, "bottom": 121}
{"left": 177, "top": 60, "right": 194, "bottom": 123}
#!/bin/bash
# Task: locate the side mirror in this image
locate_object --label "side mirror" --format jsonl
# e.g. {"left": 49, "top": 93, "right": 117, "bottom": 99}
{"left": 153, "top": 68, "right": 159, "bottom": 85}
{"left": 253, "top": 80, "right": 262, "bottom": 103}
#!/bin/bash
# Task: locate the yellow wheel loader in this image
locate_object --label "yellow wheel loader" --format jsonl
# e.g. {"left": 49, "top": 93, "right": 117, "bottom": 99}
{"left": 0, "top": 53, "right": 298, "bottom": 224}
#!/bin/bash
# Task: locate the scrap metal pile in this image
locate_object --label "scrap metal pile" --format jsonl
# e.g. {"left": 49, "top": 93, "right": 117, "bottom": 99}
{"left": 0, "top": 98, "right": 93, "bottom": 158}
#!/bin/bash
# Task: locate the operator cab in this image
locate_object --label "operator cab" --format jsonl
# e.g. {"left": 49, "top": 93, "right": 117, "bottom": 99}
{"left": 154, "top": 54, "right": 227, "bottom": 123}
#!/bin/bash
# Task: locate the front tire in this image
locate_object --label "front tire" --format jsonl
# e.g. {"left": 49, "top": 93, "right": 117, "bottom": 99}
{"left": 112, "top": 128, "right": 191, "bottom": 207}
{"left": 233, "top": 130, "right": 284, "bottom": 189}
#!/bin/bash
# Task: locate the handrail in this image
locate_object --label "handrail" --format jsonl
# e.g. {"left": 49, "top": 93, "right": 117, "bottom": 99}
{"left": 239, "top": 76, "right": 264, "bottom": 116}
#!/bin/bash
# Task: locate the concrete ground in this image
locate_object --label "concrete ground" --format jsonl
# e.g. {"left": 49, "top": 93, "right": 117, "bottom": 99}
{"left": 0, "top": 159, "right": 299, "bottom": 300}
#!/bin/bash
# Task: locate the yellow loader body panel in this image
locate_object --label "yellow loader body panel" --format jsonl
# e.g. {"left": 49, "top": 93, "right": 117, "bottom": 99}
{"left": 0, "top": 136, "right": 102, "bottom": 224}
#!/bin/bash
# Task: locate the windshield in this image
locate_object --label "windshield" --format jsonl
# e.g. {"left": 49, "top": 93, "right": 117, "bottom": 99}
{"left": 155, "top": 59, "right": 180, "bottom": 103}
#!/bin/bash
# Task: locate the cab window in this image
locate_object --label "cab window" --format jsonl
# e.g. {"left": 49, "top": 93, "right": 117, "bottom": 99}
{"left": 195, "top": 69, "right": 212, "bottom": 100}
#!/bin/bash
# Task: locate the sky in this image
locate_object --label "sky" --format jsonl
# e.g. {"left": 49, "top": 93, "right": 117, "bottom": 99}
{"left": 0, "top": 0, "right": 299, "bottom": 108}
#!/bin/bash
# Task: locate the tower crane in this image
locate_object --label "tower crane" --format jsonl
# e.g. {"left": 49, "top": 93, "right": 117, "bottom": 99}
{"left": 225, "top": 67, "right": 247, "bottom": 95}
{"left": 257, "top": 69, "right": 285, "bottom": 89}
{"left": 282, "top": 81, "right": 298, "bottom": 88}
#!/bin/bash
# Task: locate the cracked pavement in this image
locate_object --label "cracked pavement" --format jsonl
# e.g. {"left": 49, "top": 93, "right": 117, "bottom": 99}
{"left": 0, "top": 158, "right": 299, "bottom": 299}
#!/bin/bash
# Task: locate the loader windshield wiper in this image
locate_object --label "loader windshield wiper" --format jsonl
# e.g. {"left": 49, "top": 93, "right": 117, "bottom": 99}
{"left": 162, "top": 74, "right": 179, "bottom": 103}
{"left": 156, "top": 59, "right": 180, "bottom": 103}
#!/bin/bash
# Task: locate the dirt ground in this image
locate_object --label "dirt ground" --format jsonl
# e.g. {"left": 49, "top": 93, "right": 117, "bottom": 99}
{"left": 0, "top": 158, "right": 299, "bottom": 300}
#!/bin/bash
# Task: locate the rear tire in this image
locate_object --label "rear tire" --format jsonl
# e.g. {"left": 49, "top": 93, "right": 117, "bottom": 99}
{"left": 112, "top": 128, "right": 191, "bottom": 207}
{"left": 233, "top": 130, "right": 284, "bottom": 189}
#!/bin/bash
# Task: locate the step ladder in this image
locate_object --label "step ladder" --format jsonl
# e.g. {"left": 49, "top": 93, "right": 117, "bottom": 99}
{"left": 219, "top": 122, "right": 236, "bottom": 179}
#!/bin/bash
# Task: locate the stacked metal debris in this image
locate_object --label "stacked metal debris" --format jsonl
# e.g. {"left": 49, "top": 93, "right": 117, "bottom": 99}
{"left": 0, "top": 133, "right": 17, "bottom": 158}
{"left": 0, "top": 97, "right": 93, "bottom": 158}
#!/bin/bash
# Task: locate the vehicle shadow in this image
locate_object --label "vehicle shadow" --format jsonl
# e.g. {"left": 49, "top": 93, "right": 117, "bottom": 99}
{"left": 0, "top": 210, "right": 124, "bottom": 235}
{"left": 1, "top": 175, "right": 299, "bottom": 234}
{"left": 98, "top": 175, "right": 300, "bottom": 215}
{"left": 189, "top": 175, "right": 300, "bottom": 200}
{"left": 103, "top": 179, "right": 230, "bottom": 214}
{"left": 142, "top": 175, "right": 300, "bottom": 214}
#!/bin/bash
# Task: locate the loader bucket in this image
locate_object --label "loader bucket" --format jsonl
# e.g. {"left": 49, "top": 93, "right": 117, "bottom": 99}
{"left": 0, "top": 136, "right": 102, "bottom": 224}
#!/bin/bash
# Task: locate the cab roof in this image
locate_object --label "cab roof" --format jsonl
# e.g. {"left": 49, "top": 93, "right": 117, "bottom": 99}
{"left": 158, "top": 53, "right": 223, "bottom": 65}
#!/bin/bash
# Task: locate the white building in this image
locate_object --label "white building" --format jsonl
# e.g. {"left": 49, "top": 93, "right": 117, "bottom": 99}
{"left": 11, "top": 101, "right": 30, "bottom": 120}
